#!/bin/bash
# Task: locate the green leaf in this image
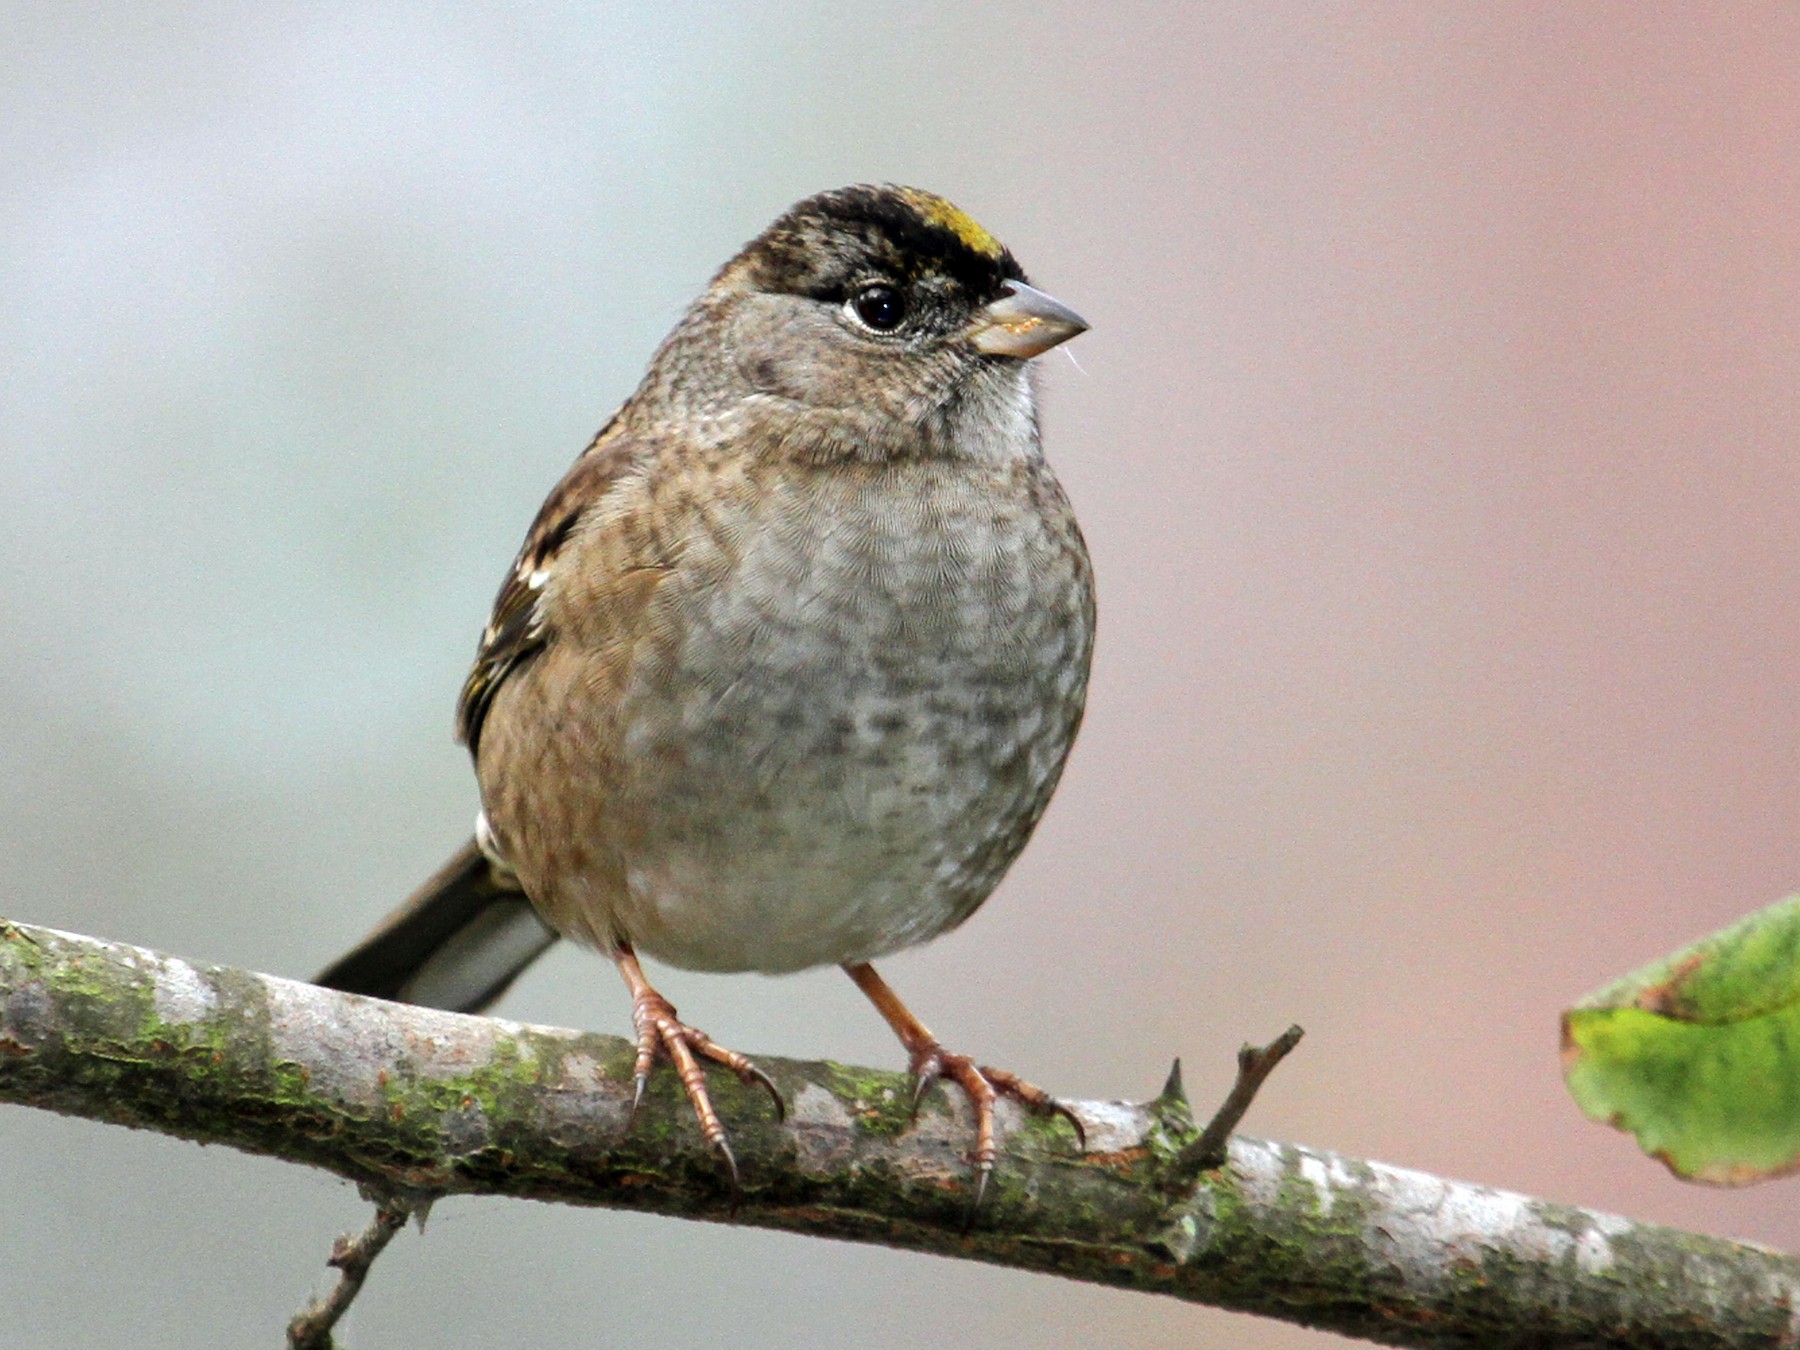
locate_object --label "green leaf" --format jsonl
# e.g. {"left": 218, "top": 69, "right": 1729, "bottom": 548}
{"left": 1562, "top": 894, "right": 1800, "bottom": 1185}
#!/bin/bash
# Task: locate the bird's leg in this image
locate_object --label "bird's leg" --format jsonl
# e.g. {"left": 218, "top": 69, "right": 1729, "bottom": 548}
{"left": 843, "top": 961, "right": 1085, "bottom": 1208}
{"left": 614, "top": 943, "right": 784, "bottom": 1189}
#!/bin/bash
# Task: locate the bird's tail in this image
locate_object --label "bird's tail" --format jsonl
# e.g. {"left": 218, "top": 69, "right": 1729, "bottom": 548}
{"left": 314, "top": 838, "right": 559, "bottom": 1014}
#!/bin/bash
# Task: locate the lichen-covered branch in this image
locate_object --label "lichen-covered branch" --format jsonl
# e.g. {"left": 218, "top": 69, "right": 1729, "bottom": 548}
{"left": 3, "top": 917, "right": 1797, "bottom": 1349}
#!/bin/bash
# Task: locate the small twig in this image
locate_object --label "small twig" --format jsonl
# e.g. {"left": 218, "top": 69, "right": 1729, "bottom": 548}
{"left": 1171, "top": 1024, "right": 1305, "bottom": 1178}
{"left": 287, "top": 1201, "right": 412, "bottom": 1349}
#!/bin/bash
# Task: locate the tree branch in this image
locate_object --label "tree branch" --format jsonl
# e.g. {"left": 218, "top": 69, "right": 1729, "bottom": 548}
{"left": 3, "top": 917, "right": 1797, "bottom": 1348}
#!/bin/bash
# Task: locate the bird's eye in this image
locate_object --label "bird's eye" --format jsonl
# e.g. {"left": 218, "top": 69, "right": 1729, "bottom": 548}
{"left": 851, "top": 284, "right": 906, "bottom": 332}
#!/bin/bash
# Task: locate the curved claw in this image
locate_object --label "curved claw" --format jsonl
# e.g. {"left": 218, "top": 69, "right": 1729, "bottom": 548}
{"left": 743, "top": 1062, "right": 786, "bottom": 1122}
{"left": 962, "top": 1163, "right": 993, "bottom": 1231}
{"left": 713, "top": 1135, "right": 741, "bottom": 1194}
{"left": 1049, "top": 1098, "right": 1088, "bottom": 1152}
{"left": 909, "top": 1058, "right": 944, "bottom": 1119}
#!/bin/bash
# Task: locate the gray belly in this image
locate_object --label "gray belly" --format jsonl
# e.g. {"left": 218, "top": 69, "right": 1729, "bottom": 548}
{"left": 606, "top": 466, "right": 1092, "bottom": 973}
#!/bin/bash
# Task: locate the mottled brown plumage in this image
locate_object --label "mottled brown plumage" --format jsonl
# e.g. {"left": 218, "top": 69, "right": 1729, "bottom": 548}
{"left": 319, "top": 185, "right": 1094, "bottom": 1197}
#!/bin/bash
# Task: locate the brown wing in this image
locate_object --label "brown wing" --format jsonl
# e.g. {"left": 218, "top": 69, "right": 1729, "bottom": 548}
{"left": 456, "top": 417, "right": 640, "bottom": 755}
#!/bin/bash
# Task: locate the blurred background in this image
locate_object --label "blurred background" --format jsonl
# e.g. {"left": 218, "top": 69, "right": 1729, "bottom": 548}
{"left": 6, "top": 4, "right": 1800, "bottom": 1345}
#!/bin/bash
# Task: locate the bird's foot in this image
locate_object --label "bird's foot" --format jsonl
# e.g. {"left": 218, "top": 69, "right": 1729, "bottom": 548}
{"left": 843, "top": 961, "right": 1083, "bottom": 1212}
{"left": 904, "top": 1042, "right": 1087, "bottom": 1210}
{"left": 617, "top": 950, "right": 783, "bottom": 1192}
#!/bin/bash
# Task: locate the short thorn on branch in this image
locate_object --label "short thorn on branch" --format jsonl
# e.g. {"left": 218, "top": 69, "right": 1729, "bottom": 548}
{"left": 1168, "top": 1024, "right": 1305, "bottom": 1186}
{"left": 288, "top": 1198, "right": 418, "bottom": 1350}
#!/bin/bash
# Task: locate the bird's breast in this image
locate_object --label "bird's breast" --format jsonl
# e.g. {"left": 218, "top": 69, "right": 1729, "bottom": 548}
{"left": 603, "top": 457, "right": 1093, "bottom": 973}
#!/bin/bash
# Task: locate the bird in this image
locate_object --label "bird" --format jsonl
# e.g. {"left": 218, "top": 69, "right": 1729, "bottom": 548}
{"left": 317, "top": 184, "right": 1095, "bottom": 1201}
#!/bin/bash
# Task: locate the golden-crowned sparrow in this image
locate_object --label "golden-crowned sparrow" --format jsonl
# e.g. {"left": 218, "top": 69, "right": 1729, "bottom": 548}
{"left": 318, "top": 184, "right": 1094, "bottom": 1196}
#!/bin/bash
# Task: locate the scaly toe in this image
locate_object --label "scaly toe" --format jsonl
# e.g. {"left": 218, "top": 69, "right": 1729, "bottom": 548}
{"left": 682, "top": 1025, "right": 787, "bottom": 1122}
{"left": 979, "top": 1062, "right": 1087, "bottom": 1150}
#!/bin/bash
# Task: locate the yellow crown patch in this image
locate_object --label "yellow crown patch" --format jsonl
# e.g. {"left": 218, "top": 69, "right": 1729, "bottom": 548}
{"left": 896, "top": 188, "right": 1004, "bottom": 260}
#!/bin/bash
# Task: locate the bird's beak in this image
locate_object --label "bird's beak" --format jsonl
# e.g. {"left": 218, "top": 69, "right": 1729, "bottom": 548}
{"left": 968, "top": 280, "right": 1090, "bottom": 358}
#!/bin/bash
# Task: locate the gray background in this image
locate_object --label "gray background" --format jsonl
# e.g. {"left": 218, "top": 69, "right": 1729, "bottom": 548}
{"left": 7, "top": 5, "right": 1800, "bottom": 1346}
